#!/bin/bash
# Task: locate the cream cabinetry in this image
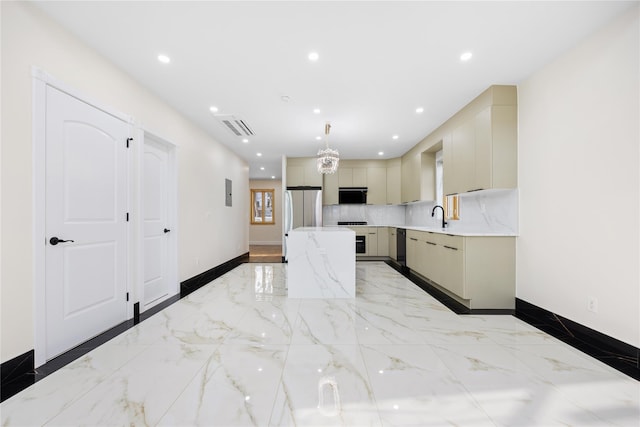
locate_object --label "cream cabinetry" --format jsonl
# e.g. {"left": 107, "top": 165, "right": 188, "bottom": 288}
{"left": 339, "top": 167, "right": 367, "bottom": 187}
{"left": 323, "top": 172, "right": 339, "bottom": 205}
{"left": 444, "top": 105, "right": 517, "bottom": 195}
{"left": 324, "top": 160, "right": 397, "bottom": 205}
{"left": 406, "top": 230, "right": 420, "bottom": 270}
{"left": 401, "top": 152, "right": 421, "bottom": 203}
{"left": 386, "top": 159, "right": 401, "bottom": 205}
{"left": 406, "top": 230, "right": 515, "bottom": 309}
{"left": 286, "top": 157, "right": 322, "bottom": 187}
{"left": 366, "top": 228, "right": 378, "bottom": 255}
{"left": 389, "top": 227, "right": 397, "bottom": 260}
{"left": 367, "top": 168, "right": 387, "bottom": 205}
{"left": 376, "top": 227, "right": 389, "bottom": 256}
{"left": 348, "top": 227, "right": 380, "bottom": 256}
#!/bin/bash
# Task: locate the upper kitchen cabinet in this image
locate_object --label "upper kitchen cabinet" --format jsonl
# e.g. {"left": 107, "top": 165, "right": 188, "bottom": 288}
{"left": 338, "top": 167, "right": 367, "bottom": 187}
{"left": 286, "top": 157, "right": 322, "bottom": 187}
{"left": 474, "top": 105, "right": 517, "bottom": 190}
{"left": 323, "top": 160, "right": 392, "bottom": 205}
{"left": 443, "top": 86, "right": 517, "bottom": 195}
{"left": 367, "top": 167, "right": 387, "bottom": 205}
{"left": 401, "top": 151, "right": 421, "bottom": 203}
{"left": 323, "top": 171, "right": 339, "bottom": 205}
{"left": 386, "top": 158, "right": 401, "bottom": 205}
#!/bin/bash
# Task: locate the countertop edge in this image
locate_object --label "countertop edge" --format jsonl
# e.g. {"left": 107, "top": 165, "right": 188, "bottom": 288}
{"left": 323, "top": 224, "right": 518, "bottom": 237}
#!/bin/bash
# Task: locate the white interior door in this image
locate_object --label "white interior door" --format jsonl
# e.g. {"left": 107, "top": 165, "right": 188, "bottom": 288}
{"left": 45, "top": 86, "right": 129, "bottom": 360}
{"left": 142, "top": 138, "right": 173, "bottom": 309}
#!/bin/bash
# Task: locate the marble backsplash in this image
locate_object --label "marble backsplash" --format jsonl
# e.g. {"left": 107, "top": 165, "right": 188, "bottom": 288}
{"left": 405, "top": 189, "right": 518, "bottom": 234}
{"left": 324, "top": 188, "right": 518, "bottom": 234}
{"left": 323, "top": 204, "right": 405, "bottom": 226}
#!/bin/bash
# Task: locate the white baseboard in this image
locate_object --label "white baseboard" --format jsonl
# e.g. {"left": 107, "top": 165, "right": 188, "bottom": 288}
{"left": 249, "top": 241, "right": 282, "bottom": 246}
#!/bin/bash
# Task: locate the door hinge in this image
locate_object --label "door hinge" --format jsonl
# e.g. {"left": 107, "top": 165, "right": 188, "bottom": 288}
{"left": 126, "top": 137, "right": 133, "bottom": 148}
{"left": 126, "top": 292, "right": 129, "bottom": 302}
{"left": 126, "top": 212, "right": 129, "bottom": 222}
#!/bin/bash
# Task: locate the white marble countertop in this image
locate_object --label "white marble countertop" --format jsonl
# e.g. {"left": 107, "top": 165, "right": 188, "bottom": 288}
{"left": 290, "top": 227, "right": 354, "bottom": 233}
{"left": 323, "top": 224, "right": 517, "bottom": 237}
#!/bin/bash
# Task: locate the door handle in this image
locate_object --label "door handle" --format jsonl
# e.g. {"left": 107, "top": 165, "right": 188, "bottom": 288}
{"left": 164, "top": 228, "right": 171, "bottom": 233}
{"left": 49, "top": 237, "right": 74, "bottom": 245}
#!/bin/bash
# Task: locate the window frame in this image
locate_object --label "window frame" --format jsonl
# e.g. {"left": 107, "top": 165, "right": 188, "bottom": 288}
{"left": 250, "top": 188, "right": 275, "bottom": 225}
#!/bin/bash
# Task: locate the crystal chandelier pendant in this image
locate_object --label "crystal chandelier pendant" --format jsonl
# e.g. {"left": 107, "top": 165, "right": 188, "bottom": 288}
{"left": 317, "top": 122, "right": 339, "bottom": 174}
{"left": 317, "top": 147, "right": 339, "bottom": 174}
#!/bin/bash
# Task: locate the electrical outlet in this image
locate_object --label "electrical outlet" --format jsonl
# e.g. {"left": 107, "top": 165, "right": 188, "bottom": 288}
{"left": 587, "top": 297, "right": 598, "bottom": 313}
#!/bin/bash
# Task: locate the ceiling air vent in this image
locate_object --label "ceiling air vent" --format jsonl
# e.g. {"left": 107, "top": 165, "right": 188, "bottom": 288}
{"left": 215, "top": 115, "right": 255, "bottom": 137}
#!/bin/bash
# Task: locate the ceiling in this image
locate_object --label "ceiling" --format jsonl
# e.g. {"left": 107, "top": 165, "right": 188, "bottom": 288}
{"left": 32, "top": 1, "right": 636, "bottom": 180}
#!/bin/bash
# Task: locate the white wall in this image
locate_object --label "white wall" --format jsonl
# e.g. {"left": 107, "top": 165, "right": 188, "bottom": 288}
{"left": 0, "top": 2, "right": 249, "bottom": 363}
{"left": 249, "top": 180, "right": 283, "bottom": 245}
{"left": 517, "top": 6, "right": 639, "bottom": 347}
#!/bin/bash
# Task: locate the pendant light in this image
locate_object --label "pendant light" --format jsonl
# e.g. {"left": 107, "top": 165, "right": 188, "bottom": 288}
{"left": 317, "top": 122, "right": 339, "bottom": 174}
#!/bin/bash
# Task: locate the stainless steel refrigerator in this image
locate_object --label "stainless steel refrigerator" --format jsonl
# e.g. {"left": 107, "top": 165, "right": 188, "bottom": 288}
{"left": 284, "top": 186, "right": 323, "bottom": 261}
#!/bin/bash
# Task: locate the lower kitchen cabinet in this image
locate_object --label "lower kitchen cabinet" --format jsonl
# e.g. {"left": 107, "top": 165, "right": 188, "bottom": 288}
{"left": 377, "top": 227, "right": 389, "bottom": 256}
{"left": 407, "top": 230, "right": 515, "bottom": 309}
{"left": 389, "top": 228, "right": 397, "bottom": 260}
{"left": 406, "top": 232, "right": 419, "bottom": 270}
{"left": 366, "top": 228, "right": 378, "bottom": 255}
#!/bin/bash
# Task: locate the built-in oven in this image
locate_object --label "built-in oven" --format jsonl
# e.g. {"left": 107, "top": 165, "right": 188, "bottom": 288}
{"left": 355, "top": 235, "right": 366, "bottom": 254}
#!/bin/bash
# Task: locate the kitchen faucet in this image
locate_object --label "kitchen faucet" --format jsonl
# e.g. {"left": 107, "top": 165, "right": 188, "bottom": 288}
{"left": 431, "top": 205, "right": 447, "bottom": 229}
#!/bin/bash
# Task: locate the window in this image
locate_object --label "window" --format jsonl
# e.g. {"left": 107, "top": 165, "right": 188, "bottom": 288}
{"left": 251, "top": 189, "right": 275, "bottom": 224}
{"left": 435, "top": 149, "right": 460, "bottom": 220}
{"left": 435, "top": 149, "right": 443, "bottom": 208}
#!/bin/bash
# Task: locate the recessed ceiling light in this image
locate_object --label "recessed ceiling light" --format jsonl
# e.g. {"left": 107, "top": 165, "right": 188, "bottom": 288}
{"left": 378, "top": 151, "right": 384, "bottom": 156}
{"left": 313, "top": 108, "right": 321, "bottom": 114}
{"left": 260, "top": 167, "right": 265, "bottom": 170}
{"left": 315, "top": 136, "right": 322, "bottom": 141}
{"left": 256, "top": 152, "right": 262, "bottom": 157}
{"left": 415, "top": 107, "right": 424, "bottom": 114}
{"left": 209, "top": 106, "right": 219, "bottom": 113}
{"left": 460, "top": 51, "right": 473, "bottom": 61}
{"left": 308, "top": 52, "right": 319, "bottom": 61}
{"left": 242, "top": 138, "right": 249, "bottom": 143}
{"left": 157, "top": 54, "right": 171, "bottom": 64}
{"left": 271, "top": 176, "right": 275, "bottom": 179}
{"left": 281, "top": 95, "right": 291, "bottom": 103}
{"left": 392, "top": 135, "right": 399, "bottom": 140}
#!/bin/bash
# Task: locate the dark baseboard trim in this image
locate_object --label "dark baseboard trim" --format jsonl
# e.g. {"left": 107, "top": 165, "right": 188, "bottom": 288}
{"left": 180, "top": 252, "right": 249, "bottom": 297}
{"left": 385, "top": 259, "right": 514, "bottom": 315}
{"left": 515, "top": 298, "right": 639, "bottom": 381}
{"left": 1, "top": 350, "right": 34, "bottom": 387}
{"left": 1, "top": 252, "right": 249, "bottom": 403}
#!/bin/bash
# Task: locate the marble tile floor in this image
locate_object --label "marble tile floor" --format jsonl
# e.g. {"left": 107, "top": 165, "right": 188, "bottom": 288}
{"left": 1, "top": 262, "right": 638, "bottom": 426}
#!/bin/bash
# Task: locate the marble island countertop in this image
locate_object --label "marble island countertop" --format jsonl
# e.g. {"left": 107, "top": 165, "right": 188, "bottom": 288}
{"left": 324, "top": 224, "right": 517, "bottom": 237}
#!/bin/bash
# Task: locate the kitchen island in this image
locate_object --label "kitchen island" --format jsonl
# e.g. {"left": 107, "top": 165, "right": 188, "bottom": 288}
{"left": 287, "top": 227, "right": 355, "bottom": 298}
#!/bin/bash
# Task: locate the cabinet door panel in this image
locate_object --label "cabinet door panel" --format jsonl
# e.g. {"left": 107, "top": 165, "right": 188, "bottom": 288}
{"left": 377, "top": 227, "right": 389, "bottom": 256}
{"left": 491, "top": 105, "right": 518, "bottom": 188}
{"left": 287, "top": 166, "right": 304, "bottom": 187}
{"left": 304, "top": 160, "right": 322, "bottom": 186}
{"left": 474, "top": 107, "right": 492, "bottom": 191}
{"left": 338, "top": 168, "right": 353, "bottom": 187}
{"left": 441, "top": 245, "right": 465, "bottom": 298}
{"left": 367, "top": 230, "right": 378, "bottom": 256}
{"left": 389, "top": 228, "right": 397, "bottom": 260}
{"left": 452, "top": 121, "right": 475, "bottom": 193}
{"left": 323, "top": 172, "right": 339, "bottom": 205}
{"left": 407, "top": 236, "right": 418, "bottom": 269}
{"left": 353, "top": 168, "right": 367, "bottom": 187}
{"left": 367, "top": 168, "right": 386, "bottom": 205}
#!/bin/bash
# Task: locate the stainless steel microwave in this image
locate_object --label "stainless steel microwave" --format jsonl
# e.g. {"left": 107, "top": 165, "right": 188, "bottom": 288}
{"left": 338, "top": 187, "right": 368, "bottom": 204}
